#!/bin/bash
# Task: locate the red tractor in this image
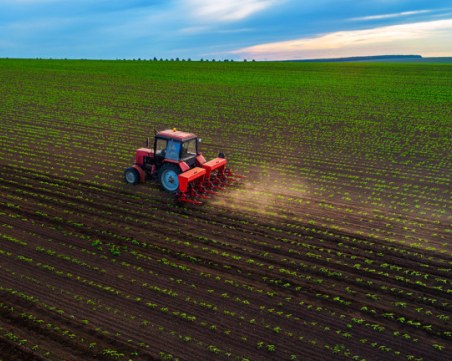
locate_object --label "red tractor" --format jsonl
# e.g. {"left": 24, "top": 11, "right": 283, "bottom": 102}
{"left": 124, "top": 129, "right": 241, "bottom": 204}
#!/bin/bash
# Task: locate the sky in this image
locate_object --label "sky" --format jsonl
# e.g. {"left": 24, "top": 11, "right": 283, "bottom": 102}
{"left": 1, "top": 0, "right": 452, "bottom": 60}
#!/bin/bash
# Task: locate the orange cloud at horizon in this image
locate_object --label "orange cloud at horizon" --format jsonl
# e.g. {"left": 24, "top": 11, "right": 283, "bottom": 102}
{"left": 231, "top": 19, "right": 452, "bottom": 60}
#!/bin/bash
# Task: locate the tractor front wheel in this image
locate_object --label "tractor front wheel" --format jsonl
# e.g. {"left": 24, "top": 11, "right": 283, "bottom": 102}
{"left": 124, "top": 167, "right": 139, "bottom": 184}
{"left": 158, "top": 163, "right": 181, "bottom": 193}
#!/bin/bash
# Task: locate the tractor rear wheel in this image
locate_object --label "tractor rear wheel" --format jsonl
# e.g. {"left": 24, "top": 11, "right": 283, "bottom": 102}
{"left": 158, "top": 163, "right": 181, "bottom": 193}
{"left": 124, "top": 167, "right": 139, "bottom": 184}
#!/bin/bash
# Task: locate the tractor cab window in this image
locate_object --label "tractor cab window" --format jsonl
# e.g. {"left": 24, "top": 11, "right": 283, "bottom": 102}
{"left": 181, "top": 139, "right": 197, "bottom": 159}
{"left": 165, "top": 139, "right": 181, "bottom": 161}
{"left": 155, "top": 138, "right": 167, "bottom": 156}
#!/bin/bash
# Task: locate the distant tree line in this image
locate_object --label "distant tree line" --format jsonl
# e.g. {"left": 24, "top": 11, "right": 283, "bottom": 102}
{"left": 116, "top": 58, "right": 256, "bottom": 62}
{"left": 10, "top": 57, "right": 257, "bottom": 62}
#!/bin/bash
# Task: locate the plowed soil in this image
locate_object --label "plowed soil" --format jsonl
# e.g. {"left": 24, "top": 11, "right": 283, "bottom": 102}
{"left": 0, "top": 59, "right": 451, "bottom": 361}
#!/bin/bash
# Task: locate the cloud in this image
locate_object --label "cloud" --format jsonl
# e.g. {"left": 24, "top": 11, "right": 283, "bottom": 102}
{"left": 184, "top": 0, "right": 280, "bottom": 22}
{"left": 231, "top": 18, "right": 452, "bottom": 59}
{"left": 351, "top": 10, "right": 432, "bottom": 21}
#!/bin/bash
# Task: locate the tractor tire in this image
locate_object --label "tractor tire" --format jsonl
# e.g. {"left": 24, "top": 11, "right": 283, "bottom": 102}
{"left": 124, "top": 167, "right": 140, "bottom": 184}
{"left": 158, "top": 163, "right": 181, "bottom": 193}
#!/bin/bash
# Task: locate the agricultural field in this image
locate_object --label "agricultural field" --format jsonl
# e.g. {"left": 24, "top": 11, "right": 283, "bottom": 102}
{"left": 0, "top": 59, "right": 451, "bottom": 361}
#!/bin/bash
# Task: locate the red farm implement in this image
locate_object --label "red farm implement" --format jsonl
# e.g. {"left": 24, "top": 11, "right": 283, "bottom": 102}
{"left": 124, "top": 129, "right": 243, "bottom": 204}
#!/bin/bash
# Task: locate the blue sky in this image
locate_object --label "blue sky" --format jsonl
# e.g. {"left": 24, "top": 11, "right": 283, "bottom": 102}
{"left": 1, "top": 0, "right": 452, "bottom": 60}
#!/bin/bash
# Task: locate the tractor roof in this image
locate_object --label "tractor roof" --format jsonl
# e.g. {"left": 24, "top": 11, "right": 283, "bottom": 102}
{"left": 157, "top": 129, "right": 197, "bottom": 141}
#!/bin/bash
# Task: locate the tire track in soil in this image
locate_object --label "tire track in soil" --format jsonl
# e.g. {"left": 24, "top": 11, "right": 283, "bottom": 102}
{"left": 2, "top": 180, "right": 450, "bottom": 314}
{"left": 0, "top": 165, "right": 450, "bottom": 360}
{"left": 2, "top": 193, "right": 449, "bottom": 327}
{"left": 1, "top": 169, "right": 449, "bottom": 277}
{"left": 0, "top": 267, "right": 214, "bottom": 361}
{"left": 0, "top": 296, "right": 135, "bottom": 361}
{"left": 2, "top": 188, "right": 448, "bottom": 320}
{"left": 0, "top": 210, "right": 448, "bottom": 361}
{"left": 0, "top": 215, "right": 330, "bottom": 358}
{"left": 1, "top": 180, "right": 450, "bottom": 310}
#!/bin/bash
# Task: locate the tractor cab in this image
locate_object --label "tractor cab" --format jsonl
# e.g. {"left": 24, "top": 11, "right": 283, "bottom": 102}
{"left": 154, "top": 130, "right": 199, "bottom": 167}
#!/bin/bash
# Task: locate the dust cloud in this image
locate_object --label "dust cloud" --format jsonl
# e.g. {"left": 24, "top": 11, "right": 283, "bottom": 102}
{"left": 209, "top": 169, "right": 311, "bottom": 216}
